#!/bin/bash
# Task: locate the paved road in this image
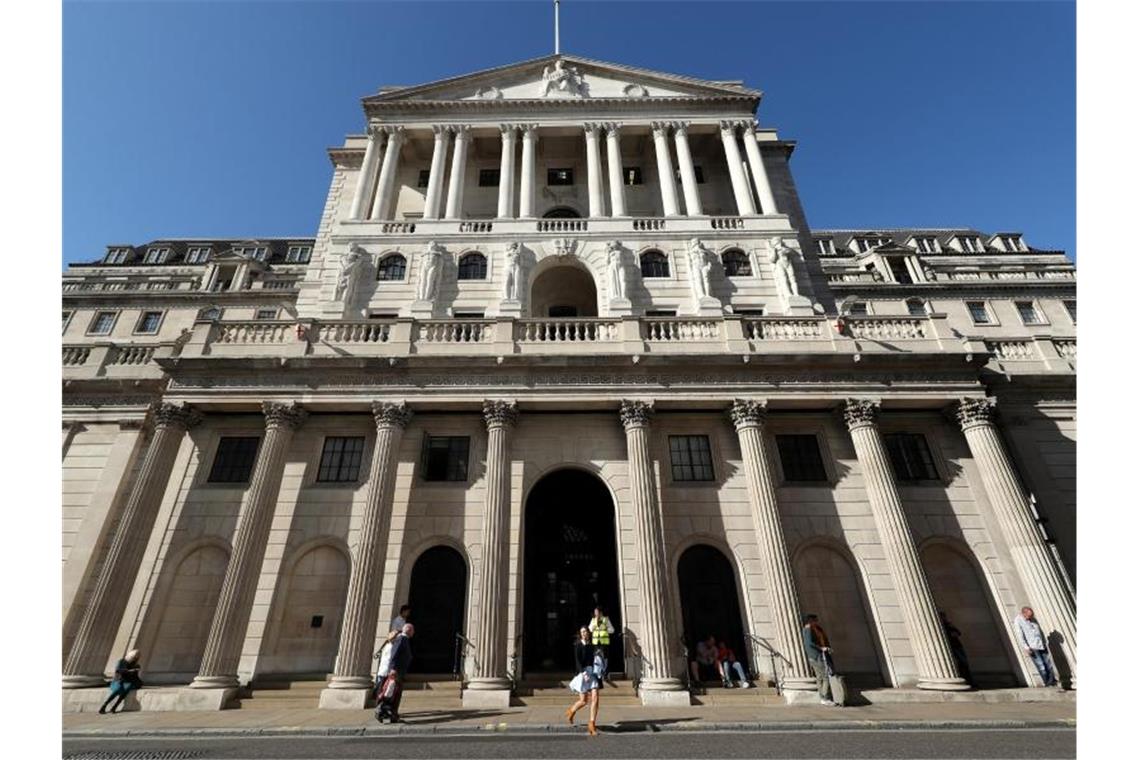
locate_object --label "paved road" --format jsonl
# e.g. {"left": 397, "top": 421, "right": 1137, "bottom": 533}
{"left": 63, "top": 728, "right": 1076, "bottom": 759}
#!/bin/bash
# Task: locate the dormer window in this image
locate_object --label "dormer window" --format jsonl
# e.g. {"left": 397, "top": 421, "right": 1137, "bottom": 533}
{"left": 142, "top": 247, "right": 170, "bottom": 264}
{"left": 815, "top": 238, "right": 835, "bottom": 255}
{"left": 913, "top": 236, "right": 939, "bottom": 253}
{"left": 234, "top": 245, "right": 269, "bottom": 261}
{"left": 104, "top": 248, "right": 130, "bottom": 265}
{"left": 958, "top": 236, "right": 983, "bottom": 253}
{"left": 285, "top": 245, "right": 312, "bottom": 263}
{"left": 854, "top": 236, "right": 891, "bottom": 253}
{"left": 999, "top": 235, "right": 1025, "bottom": 252}
{"left": 185, "top": 246, "right": 211, "bottom": 264}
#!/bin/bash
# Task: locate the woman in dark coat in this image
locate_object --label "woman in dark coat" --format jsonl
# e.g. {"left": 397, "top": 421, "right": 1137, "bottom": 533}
{"left": 99, "top": 649, "right": 143, "bottom": 714}
{"left": 565, "top": 626, "right": 604, "bottom": 735}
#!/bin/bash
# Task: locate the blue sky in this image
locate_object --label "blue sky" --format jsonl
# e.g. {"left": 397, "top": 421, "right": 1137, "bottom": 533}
{"left": 62, "top": 0, "right": 1075, "bottom": 264}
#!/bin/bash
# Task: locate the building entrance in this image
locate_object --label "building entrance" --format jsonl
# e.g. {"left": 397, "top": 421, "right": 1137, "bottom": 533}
{"left": 524, "top": 469, "right": 623, "bottom": 674}
{"left": 407, "top": 545, "right": 467, "bottom": 674}
{"left": 677, "top": 544, "right": 748, "bottom": 676}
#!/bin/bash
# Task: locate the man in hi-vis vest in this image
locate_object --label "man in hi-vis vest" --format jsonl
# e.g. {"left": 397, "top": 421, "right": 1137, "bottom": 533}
{"left": 588, "top": 606, "right": 615, "bottom": 677}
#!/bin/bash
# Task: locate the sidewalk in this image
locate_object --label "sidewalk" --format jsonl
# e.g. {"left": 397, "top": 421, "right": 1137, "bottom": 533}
{"left": 63, "top": 701, "right": 1076, "bottom": 737}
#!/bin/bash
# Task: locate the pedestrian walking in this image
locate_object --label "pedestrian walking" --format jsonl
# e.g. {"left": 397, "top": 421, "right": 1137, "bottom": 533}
{"left": 566, "top": 627, "right": 597, "bottom": 727}
{"left": 802, "top": 614, "right": 838, "bottom": 706}
{"left": 375, "top": 623, "right": 414, "bottom": 723}
{"left": 716, "top": 639, "right": 752, "bottom": 688}
{"left": 372, "top": 629, "right": 399, "bottom": 700}
{"left": 98, "top": 649, "right": 143, "bottom": 714}
{"left": 940, "top": 610, "right": 973, "bottom": 686}
{"left": 1013, "top": 606, "right": 1059, "bottom": 687}
{"left": 391, "top": 604, "right": 411, "bottom": 632}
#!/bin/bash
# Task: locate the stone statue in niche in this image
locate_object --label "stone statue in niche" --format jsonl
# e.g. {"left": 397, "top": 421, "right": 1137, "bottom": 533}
{"left": 417, "top": 240, "right": 444, "bottom": 302}
{"left": 686, "top": 238, "right": 713, "bottom": 301}
{"left": 335, "top": 244, "right": 367, "bottom": 302}
{"left": 539, "top": 59, "right": 586, "bottom": 98}
{"left": 770, "top": 239, "right": 801, "bottom": 300}
{"left": 606, "top": 240, "right": 627, "bottom": 301}
{"left": 502, "top": 242, "right": 522, "bottom": 301}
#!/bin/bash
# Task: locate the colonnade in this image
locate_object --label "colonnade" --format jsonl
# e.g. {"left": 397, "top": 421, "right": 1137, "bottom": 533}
{"left": 62, "top": 395, "right": 1075, "bottom": 704}
{"left": 347, "top": 120, "right": 781, "bottom": 223}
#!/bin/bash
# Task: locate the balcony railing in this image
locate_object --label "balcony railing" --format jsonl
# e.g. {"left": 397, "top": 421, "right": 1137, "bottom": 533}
{"left": 338, "top": 215, "right": 793, "bottom": 237}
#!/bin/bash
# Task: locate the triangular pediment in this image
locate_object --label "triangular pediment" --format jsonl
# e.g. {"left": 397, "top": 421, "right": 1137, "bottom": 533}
{"left": 367, "top": 54, "right": 759, "bottom": 103}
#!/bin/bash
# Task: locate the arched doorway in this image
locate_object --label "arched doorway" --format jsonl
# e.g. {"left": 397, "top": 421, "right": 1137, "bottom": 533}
{"left": 793, "top": 543, "right": 885, "bottom": 684}
{"left": 677, "top": 545, "right": 748, "bottom": 674}
{"left": 148, "top": 544, "right": 229, "bottom": 681}
{"left": 524, "top": 469, "right": 623, "bottom": 674}
{"left": 529, "top": 264, "right": 598, "bottom": 318}
{"left": 407, "top": 545, "right": 468, "bottom": 674}
{"left": 920, "top": 541, "right": 1020, "bottom": 687}
{"left": 542, "top": 206, "right": 581, "bottom": 218}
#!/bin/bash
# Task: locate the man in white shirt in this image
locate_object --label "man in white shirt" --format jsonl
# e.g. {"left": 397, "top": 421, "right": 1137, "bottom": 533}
{"left": 391, "top": 604, "right": 411, "bottom": 633}
{"left": 1013, "top": 606, "right": 1059, "bottom": 687}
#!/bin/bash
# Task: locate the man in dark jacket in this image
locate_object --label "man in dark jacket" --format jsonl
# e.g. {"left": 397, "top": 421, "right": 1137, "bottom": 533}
{"left": 377, "top": 623, "right": 415, "bottom": 722}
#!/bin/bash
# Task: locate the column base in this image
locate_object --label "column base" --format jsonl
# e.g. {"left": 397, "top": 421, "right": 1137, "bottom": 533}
{"left": 188, "top": 674, "right": 240, "bottom": 690}
{"left": 62, "top": 687, "right": 134, "bottom": 713}
{"left": 62, "top": 674, "right": 106, "bottom": 689}
{"left": 782, "top": 688, "right": 826, "bottom": 705}
{"left": 916, "top": 677, "right": 972, "bottom": 692}
{"left": 173, "top": 686, "right": 241, "bottom": 710}
{"left": 319, "top": 687, "right": 372, "bottom": 710}
{"left": 638, "top": 678, "right": 691, "bottom": 707}
{"left": 462, "top": 686, "right": 512, "bottom": 708}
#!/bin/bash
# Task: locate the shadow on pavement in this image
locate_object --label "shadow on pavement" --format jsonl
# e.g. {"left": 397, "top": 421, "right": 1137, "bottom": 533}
{"left": 399, "top": 709, "right": 510, "bottom": 725}
{"left": 608, "top": 717, "right": 700, "bottom": 733}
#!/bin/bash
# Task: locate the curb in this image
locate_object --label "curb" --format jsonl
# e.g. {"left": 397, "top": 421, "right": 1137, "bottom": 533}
{"left": 64, "top": 718, "right": 1077, "bottom": 738}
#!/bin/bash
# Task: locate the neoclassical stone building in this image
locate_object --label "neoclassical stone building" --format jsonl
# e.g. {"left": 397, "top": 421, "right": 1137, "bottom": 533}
{"left": 61, "top": 54, "right": 1076, "bottom": 710}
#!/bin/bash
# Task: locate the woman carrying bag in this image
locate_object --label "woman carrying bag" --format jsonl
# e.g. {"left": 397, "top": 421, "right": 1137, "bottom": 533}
{"left": 565, "top": 627, "right": 604, "bottom": 735}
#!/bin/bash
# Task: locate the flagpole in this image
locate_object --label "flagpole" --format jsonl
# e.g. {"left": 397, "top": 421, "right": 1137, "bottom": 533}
{"left": 554, "top": 0, "right": 561, "bottom": 55}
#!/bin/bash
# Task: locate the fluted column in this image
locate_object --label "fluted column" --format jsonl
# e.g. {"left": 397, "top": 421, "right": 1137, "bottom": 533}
{"left": 349, "top": 126, "right": 384, "bottom": 220}
{"left": 422, "top": 126, "right": 450, "bottom": 220}
{"left": 728, "top": 400, "right": 815, "bottom": 693}
{"left": 467, "top": 400, "right": 518, "bottom": 693}
{"left": 63, "top": 403, "right": 202, "bottom": 687}
{"left": 651, "top": 122, "right": 681, "bottom": 217}
{"left": 844, "top": 399, "right": 969, "bottom": 691}
{"left": 190, "top": 402, "right": 307, "bottom": 690}
{"left": 955, "top": 398, "right": 1077, "bottom": 685}
{"left": 369, "top": 126, "right": 405, "bottom": 221}
{"left": 742, "top": 121, "right": 779, "bottom": 215}
{"left": 444, "top": 125, "right": 471, "bottom": 220}
{"left": 719, "top": 120, "right": 757, "bottom": 216}
{"left": 496, "top": 125, "right": 517, "bottom": 219}
{"left": 604, "top": 122, "right": 627, "bottom": 217}
{"left": 519, "top": 125, "right": 537, "bottom": 218}
{"left": 584, "top": 123, "right": 605, "bottom": 218}
{"left": 672, "top": 122, "right": 703, "bottom": 217}
{"left": 620, "top": 401, "right": 685, "bottom": 696}
{"left": 327, "top": 403, "right": 412, "bottom": 690}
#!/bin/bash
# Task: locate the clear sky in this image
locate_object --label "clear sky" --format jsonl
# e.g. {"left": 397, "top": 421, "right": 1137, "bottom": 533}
{"left": 62, "top": 0, "right": 1075, "bottom": 264}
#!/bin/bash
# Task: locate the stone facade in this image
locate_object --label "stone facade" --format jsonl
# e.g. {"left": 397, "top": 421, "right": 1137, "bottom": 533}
{"left": 61, "top": 54, "right": 1075, "bottom": 710}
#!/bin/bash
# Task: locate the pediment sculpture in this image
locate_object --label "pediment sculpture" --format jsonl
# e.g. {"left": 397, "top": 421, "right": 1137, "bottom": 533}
{"left": 539, "top": 60, "right": 588, "bottom": 98}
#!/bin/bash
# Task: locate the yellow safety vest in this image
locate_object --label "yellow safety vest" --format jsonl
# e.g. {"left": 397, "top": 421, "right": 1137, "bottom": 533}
{"left": 591, "top": 616, "right": 611, "bottom": 646}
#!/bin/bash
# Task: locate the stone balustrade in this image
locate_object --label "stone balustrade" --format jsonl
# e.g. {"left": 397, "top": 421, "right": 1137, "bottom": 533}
{"left": 632, "top": 218, "right": 665, "bottom": 231}
{"left": 458, "top": 221, "right": 494, "bottom": 233}
{"left": 642, "top": 317, "right": 721, "bottom": 342}
{"left": 62, "top": 341, "right": 178, "bottom": 380}
{"left": 516, "top": 318, "right": 619, "bottom": 343}
{"left": 337, "top": 215, "right": 792, "bottom": 238}
{"left": 744, "top": 318, "right": 825, "bottom": 341}
{"left": 216, "top": 321, "right": 294, "bottom": 345}
{"left": 536, "top": 219, "right": 588, "bottom": 233}
{"left": 416, "top": 319, "right": 494, "bottom": 344}
{"left": 710, "top": 216, "right": 745, "bottom": 230}
{"left": 62, "top": 345, "right": 92, "bottom": 366}
{"left": 845, "top": 317, "right": 928, "bottom": 341}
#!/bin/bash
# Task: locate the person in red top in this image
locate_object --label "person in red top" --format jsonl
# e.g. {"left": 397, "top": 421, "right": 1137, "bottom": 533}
{"left": 715, "top": 639, "right": 752, "bottom": 688}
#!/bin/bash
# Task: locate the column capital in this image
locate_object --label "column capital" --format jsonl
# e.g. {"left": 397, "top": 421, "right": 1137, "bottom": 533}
{"left": 371, "top": 401, "right": 413, "bottom": 429}
{"left": 650, "top": 121, "right": 671, "bottom": 136}
{"left": 450, "top": 124, "right": 472, "bottom": 138}
{"left": 583, "top": 122, "right": 602, "bottom": 137}
{"left": 262, "top": 401, "right": 307, "bottom": 431}
{"left": 670, "top": 120, "right": 691, "bottom": 136}
{"left": 499, "top": 123, "right": 517, "bottom": 137}
{"left": 843, "top": 398, "right": 880, "bottom": 431}
{"left": 483, "top": 399, "right": 519, "bottom": 429}
{"left": 718, "top": 119, "right": 740, "bottom": 135}
{"left": 744, "top": 119, "right": 761, "bottom": 135}
{"left": 619, "top": 399, "right": 654, "bottom": 429}
{"left": 431, "top": 124, "right": 450, "bottom": 137}
{"left": 729, "top": 399, "right": 768, "bottom": 429}
{"left": 521, "top": 123, "right": 539, "bottom": 139}
{"left": 366, "top": 123, "right": 386, "bottom": 140}
{"left": 603, "top": 121, "right": 623, "bottom": 136}
{"left": 151, "top": 402, "right": 203, "bottom": 431}
{"left": 382, "top": 125, "right": 406, "bottom": 140}
{"left": 955, "top": 397, "right": 997, "bottom": 430}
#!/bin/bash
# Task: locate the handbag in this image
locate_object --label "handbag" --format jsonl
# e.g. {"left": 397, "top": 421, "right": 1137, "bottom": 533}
{"left": 378, "top": 672, "right": 399, "bottom": 702}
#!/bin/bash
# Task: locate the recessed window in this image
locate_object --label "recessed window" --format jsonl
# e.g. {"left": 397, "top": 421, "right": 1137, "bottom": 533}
{"left": 478, "top": 169, "right": 500, "bottom": 187}
{"left": 1015, "top": 301, "right": 1044, "bottom": 325}
{"left": 417, "top": 169, "right": 431, "bottom": 188}
{"left": 104, "top": 248, "right": 130, "bottom": 265}
{"left": 88, "top": 311, "right": 118, "bottom": 335}
{"left": 640, "top": 250, "right": 670, "bottom": 278}
{"left": 1000, "top": 235, "right": 1024, "bottom": 252}
{"left": 966, "top": 301, "right": 991, "bottom": 324}
{"left": 142, "top": 247, "right": 170, "bottom": 264}
{"left": 254, "top": 308, "right": 279, "bottom": 320}
{"left": 453, "top": 311, "right": 485, "bottom": 319}
{"left": 623, "top": 167, "right": 644, "bottom": 185}
{"left": 693, "top": 166, "right": 705, "bottom": 184}
{"left": 376, "top": 254, "right": 407, "bottom": 281}
{"left": 847, "top": 302, "right": 869, "bottom": 316}
{"left": 645, "top": 309, "right": 677, "bottom": 317}
{"left": 368, "top": 310, "right": 398, "bottom": 319}
{"left": 197, "top": 306, "right": 224, "bottom": 321}
{"left": 855, "top": 236, "right": 891, "bottom": 253}
{"left": 888, "top": 258, "right": 913, "bottom": 284}
{"left": 135, "top": 311, "right": 164, "bottom": 334}
{"left": 1063, "top": 300, "right": 1076, "bottom": 323}
{"left": 421, "top": 435, "right": 470, "bottom": 482}
{"left": 722, "top": 249, "right": 752, "bottom": 277}
{"left": 286, "top": 245, "right": 312, "bottom": 263}
{"left": 208, "top": 436, "right": 261, "bottom": 484}
{"left": 669, "top": 435, "right": 715, "bottom": 482}
{"left": 913, "top": 236, "right": 939, "bottom": 253}
{"left": 547, "top": 168, "right": 574, "bottom": 186}
{"left": 63, "top": 310, "right": 74, "bottom": 333}
{"left": 775, "top": 434, "right": 828, "bottom": 482}
{"left": 906, "top": 299, "right": 928, "bottom": 317}
{"left": 884, "top": 433, "right": 940, "bottom": 482}
{"left": 958, "top": 236, "right": 982, "bottom": 253}
{"left": 234, "top": 245, "right": 270, "bottom": 261}
{"left": 186, "top": 246, "right": 211, "bottom": 264}
{"left": 316, "top": 436, "right": 365, "bottom": 483}
{"left": 735, "top": 308, "right": 765, "bottom": 317}
{"left": 815, "top": 239, "right": 835, "bottom": 255}
{"left": 457, "top": 252, "right": 487, "bottom": 280}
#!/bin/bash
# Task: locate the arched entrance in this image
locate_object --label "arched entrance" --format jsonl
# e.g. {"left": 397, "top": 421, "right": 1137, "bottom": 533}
{"left": 677, "top": 545, "right": 748, "bottom": 674}
{"left": 407, "top": 545, "right": 468, "bottom": 674}
{"left": 542, "top": 206, "right": 581, "bottom": 218}
{"left": 524, "top": 469, "right": 623, "bottom": 674}
{"left": 529, "top": 264, "right": 598, "bottom": 318}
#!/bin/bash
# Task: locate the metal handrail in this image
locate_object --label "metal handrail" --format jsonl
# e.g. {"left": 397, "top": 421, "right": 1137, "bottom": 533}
{"left": 507, "top": 633, "right": 524, "bottom": 692}
{"left": 453, "top": 633, "right": 475, "bottom": 684}
{"left": 679, "top": 638, "right": 692, "bottom": 693}
{"left": 746, "top": 633, "right": 792, "bottom": 695}
{"left": 623, "top": 630, "right": 640, "bottom": 691}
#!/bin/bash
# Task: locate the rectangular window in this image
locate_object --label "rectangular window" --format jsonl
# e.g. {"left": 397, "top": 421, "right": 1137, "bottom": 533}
{"left": 669, "top": 435, "right": 715, "bottom": 482}
{"left": 1000, "top": 235, "right": 1023, "bottom": 251}
{"left": 815, "top": 239, "right": 835, "bottom": 255}
{"left": 253, "top": 246, "right": 269, "bottom": 261}
{"left": 421, "top": 435, "right": 470, "bottom": 482}
{"left": 1063, "top": 300, "right": 1076, "bottom": 323}
{"left": 142, "top": 247, "right": 169, "bottom": 264}
{"left": 645, "top": 309, "right": 677, "bottom": 317}
{"left": 775, "top": 434, "right": 829, "bottom": 482}
{"left": 286, "top": 245, "right": 312, "bottom": 263}
{"left": 316, "top": 436, "right": 365, "bottom": 483}
{"left": 63, "top": 310, "right": 74, "bottom": 333}
{"left": 105, "top": 248, "right": 130, "bottom": 265}
{"left": 847, "top": 302, "right": 868, "bottom": 316}
{"left": 888, "top": 258, "right": 913, "bottom": 284}
{"left": 453, "top": 311, "right": 485, "bottom": 319}
{"left": 547, "top": 168, "right": 574, "bottom": 186}
{"left": 959, "top": 236, "right": 981, "bottom": 252}
{"left": 623, "top": 167, "right": 644, "bottom": 185}
{"left": 966, "top": 301, "right": 991, "bottom": 324}
{"left": 417, "top": 169, "right": 431, "bottom": 188}
{"left": 208, "top": 436, "right": 261, "bottom": 484}
{"left": 254, "top": 308, "right": 279, "bottom": 320}
{"left": 135, "top": 310, "right": 163, "bottom": 334}
{"left": 693, "top": 166, "right": 705, "bottom": 184}
{"left": 185, "top": 246, "right": 211, "bottom": 264}
{"left": 478, "top": 169, "right": 500, "bottom": 187}
{"left": 914, "top": 236, "right": 938, "bottom": 253}
{"left": 907, "top": 300, "right": 928, "bottom": 316}
{"left": 884, "top": 433, "right": 940, "bottom": 482}
{"left": 1015, "top": 301, "right": 1044, "bottom": 325}
{"left": 856, "top": 237, "right": 890, "bottom": 253}
{"left": 88, "top": 311, "right": 117, "bottom": 335}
